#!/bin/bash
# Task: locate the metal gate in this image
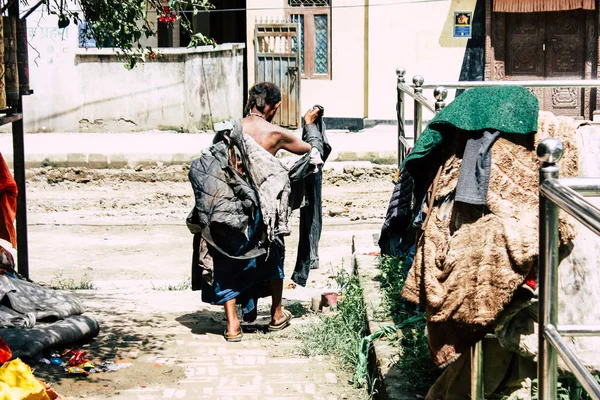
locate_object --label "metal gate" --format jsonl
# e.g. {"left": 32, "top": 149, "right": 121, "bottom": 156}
{"left": 254, "top": 20, "right": 301, "bottom": 128}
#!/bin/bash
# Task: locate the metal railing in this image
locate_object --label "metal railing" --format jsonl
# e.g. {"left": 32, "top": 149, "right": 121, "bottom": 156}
{"left": 395, "top": 68, "right": 445, "bottom": 167}
{"left": 394, "top": 66, "right": 600, "bottom": 169}
{"left": 537, "top": 138, "right": 600, "bottom": 400}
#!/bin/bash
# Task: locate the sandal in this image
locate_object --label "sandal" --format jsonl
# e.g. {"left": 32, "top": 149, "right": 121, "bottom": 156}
{"left": 223, "top": 329, "right": 243, "bottom": 342}
{"left": 268, "top": 309, "right": 293, "bottom": 332}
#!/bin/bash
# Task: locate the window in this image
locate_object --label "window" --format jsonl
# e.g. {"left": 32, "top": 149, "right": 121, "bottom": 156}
{"left": 289, "top": 0, "right": 331, "bottom": 79}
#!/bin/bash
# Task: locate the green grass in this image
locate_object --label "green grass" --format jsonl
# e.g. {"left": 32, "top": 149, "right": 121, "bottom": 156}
{"left": 151, "top": 277, "right": 191, "bottom": 291}
{"left": 294, "top": 268, "right": 376, "bottom": 399}
{"left": 377, "top": 255, "right": 441, "bottom": 391}
{"left": 524, "top": 376, "right": 600, "bottom": 400}
{"left": 285, "top": 302, "right": 308, "bottom": 318}
{"left": 50, "top": 271, "right": 96, "bottom": 290}
{"left": 296, "top": 268, "right": 367, "bottom": 371}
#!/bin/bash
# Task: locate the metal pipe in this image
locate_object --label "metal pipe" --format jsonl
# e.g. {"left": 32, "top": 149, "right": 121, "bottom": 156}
{"left": 560, "top": 177, "right": 600, "bottom": 197}
{"left": 9, "top": 0, "right": 28, "bottom": 279}
{"left": 422, "top": 79, "right": 600, "bottom": 89}
{"left": 541, "top": 179, "right": 600, "bottom": 237}
{"left": 434, "top": 86, "right": 448, "bottom": 113}
{"left": 537, "top": 138, "right": 563, "bottom": 400}
{"left": 545, "top": 324, "right": 600, "bottom": 399}
{"left": 398, "top": 135, "right": 411, "bottom": 149}
{"left": 413, "top": 75, "right": 424, "bottom": 143}
{"left": 397, "top": 81, "right": 436, "bottom": 113}
{"left": 396, "top": 67, "right": 406, "bottom": 168}
{"left": 557, "top": 325, "right": 600, "bottom": 337}
{"left": 471, "top": 341, "right": 484, "bottom": 400}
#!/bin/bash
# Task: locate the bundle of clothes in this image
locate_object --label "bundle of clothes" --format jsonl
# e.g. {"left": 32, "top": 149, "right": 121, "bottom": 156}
{"left": 380, "top": 86, "right": 600, "bottom": 397}
{"left": 0, "top": 153, "right": 99, "bottom": 362}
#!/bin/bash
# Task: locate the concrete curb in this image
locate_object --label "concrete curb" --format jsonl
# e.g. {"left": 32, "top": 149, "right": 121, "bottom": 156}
{"left": 3, "top": 150, "right": 399, "bottom": 169}
{"left": 352, "top": 232, "right": 417, "bottom": 400}
{"left": 0, "top": 127, "right": 408, "bottom": 169}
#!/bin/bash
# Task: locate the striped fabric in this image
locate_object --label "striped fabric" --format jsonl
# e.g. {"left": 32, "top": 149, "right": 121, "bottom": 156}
{"left": 493, "top": 0, "right": 595, "bottom": 12}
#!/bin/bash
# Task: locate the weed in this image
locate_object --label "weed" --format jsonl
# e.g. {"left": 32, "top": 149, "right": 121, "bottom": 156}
{"left": 524, "top": 376, "right": 600, "bottom": 400}
{"left": 296, "top": 268, "right": 367, "bottom": 372}
{"left": 286, "top": 302, "right": 308, "bottom": 318}
{"left": 151, "top": 277, "right": 191, "bottom": 291}
{"left": 376, "top": 255, "right": 440, "bottom": 391}
{"left": 50, "top": 271, "right": 96, "bottom": 290}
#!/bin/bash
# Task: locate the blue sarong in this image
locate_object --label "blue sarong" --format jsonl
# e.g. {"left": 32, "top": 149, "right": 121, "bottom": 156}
{"left": 201, "top": 211, "right": 285, "bottom": 315}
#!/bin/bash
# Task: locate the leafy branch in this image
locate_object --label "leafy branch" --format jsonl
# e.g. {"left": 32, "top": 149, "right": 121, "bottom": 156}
{"left": 46, "top": 0, "right": 215, "bottom": 68}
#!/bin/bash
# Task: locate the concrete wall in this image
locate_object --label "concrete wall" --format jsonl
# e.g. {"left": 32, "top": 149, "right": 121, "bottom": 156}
{"left": 367, "top": 0, "right": 478, "bottom": 122}
{"left": 13, "top": 13, "right": 244, "bottom": 133}
{"left": 247, "top": 0, "right": 477, "bottom": 123}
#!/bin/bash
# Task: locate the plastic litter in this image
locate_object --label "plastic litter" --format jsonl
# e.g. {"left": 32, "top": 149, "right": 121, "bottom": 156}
{"left": 67, "top": 350, "right": 87, "bottom": 366}
{"left": 79, "top": 361, "right": 96, "bottom": 373}
{"left": 100, "top": 361, "right": 133, "bottom": 372}
{"left": 65, "top": 366, "right": 88, "bottom": 376}
{"left": 0, "top": 338, "right": 11, "bottom": 364}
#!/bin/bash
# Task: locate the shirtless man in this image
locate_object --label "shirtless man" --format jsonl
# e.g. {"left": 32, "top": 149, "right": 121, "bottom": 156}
{"left": 222, "top": 82, "right": 320, "bottom": 340}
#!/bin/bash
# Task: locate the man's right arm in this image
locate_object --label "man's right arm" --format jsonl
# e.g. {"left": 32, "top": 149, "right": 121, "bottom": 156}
{"left": 279, "top": 128, "right": 312, "bottom": 155}
{"left": 276, "top": 106, "right": 322, "bottom": 155}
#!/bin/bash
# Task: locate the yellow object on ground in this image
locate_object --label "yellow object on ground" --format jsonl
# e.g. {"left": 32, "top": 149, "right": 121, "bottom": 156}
{"left": 0, "top": 358, "right": 50, "bottom": 400}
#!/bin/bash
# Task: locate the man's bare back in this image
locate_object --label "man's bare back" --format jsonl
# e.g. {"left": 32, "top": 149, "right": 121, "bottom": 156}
{"left": 241, "top": 116, "right": 311, "bottom": 156}
{"left": 241, "top": 99, "right": 320, "bottom": 156}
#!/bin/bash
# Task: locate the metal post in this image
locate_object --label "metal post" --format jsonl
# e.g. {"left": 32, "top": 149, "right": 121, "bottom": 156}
{"left": 396, "top": 67, "right": 406, "bottom": 168}
{"left": 434, "top": 86, "right": 448, "bottom": 113}
{"left": 537, "top": 138, "right": 564, "bottom": 400}
{"left": 413, "top": 75, "right": 424, "bottom": 143}
{"left": 471, "top": 340, "right": 484, "bottom": 400}
{"left": 9, "top": 0, "right": 28, "bottom": 279}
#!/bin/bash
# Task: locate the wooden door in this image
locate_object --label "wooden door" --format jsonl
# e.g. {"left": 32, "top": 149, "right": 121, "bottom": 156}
{"left": 505, "top": 10, "right": 586, "bottom": 117}
{"left": 254, "top": 21, "right": 301, "bottom": 128}
{"left": 544, "top": 11, "right": 586, "bottom": 116}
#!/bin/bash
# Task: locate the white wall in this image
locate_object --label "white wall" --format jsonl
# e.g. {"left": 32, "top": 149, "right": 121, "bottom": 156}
{"left": 13, "top": 12, "right": 245, "bottom": 132}
{"left": 301, "top": 0, "right": 366, "bottom": 119}
{"left": 367, "top": 0, "right": 478, "bottom": 121}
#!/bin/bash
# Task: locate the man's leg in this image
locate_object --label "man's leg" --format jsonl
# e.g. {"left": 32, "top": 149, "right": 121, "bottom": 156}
{"left": 268, "top": 279, "right": 285, "bottom": 325}
{"left": 224, "top": 298, "right": 241, "bottom": 336}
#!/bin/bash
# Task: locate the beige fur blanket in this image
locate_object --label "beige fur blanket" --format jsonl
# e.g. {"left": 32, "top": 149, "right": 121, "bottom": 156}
{"left": 402, "top": 111, "right": 581, "bottom": 367}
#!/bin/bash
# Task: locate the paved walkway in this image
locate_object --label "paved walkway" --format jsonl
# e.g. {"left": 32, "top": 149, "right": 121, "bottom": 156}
{"left": 29, "top": 221, "right": 382, "bottom": 400}
{"left": 0, "top": 125, "right": 411, "bottom": 168}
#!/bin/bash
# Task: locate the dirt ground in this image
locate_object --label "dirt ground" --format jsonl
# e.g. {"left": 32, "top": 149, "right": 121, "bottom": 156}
{"left": 16, "top": 164, "right": 396, "bottom": 399}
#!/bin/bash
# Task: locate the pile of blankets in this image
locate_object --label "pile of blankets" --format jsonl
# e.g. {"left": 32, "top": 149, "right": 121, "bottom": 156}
{"left": 0, "top": 274, "right": 99, "bottom": 361}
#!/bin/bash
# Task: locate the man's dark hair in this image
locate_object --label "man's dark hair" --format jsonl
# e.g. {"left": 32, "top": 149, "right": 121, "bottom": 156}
{"left": 244, "top": 82, "right": 282, "bottom": 115}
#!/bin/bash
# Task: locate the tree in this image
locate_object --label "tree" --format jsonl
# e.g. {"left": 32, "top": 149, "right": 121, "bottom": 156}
{"left": 51, "top": 0, "right": 214, "bottom": 68}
